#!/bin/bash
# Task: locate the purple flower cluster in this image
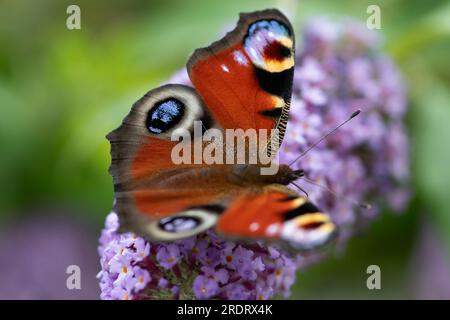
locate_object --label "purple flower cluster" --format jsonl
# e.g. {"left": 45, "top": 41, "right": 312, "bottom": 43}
{"left": 98, "top": 212, "right": 298, "bottom": 299}
{"left": 279, "top": 17, "right": 410, "bottom": 230}
{"left": 97, "top": 213, "right": 151, "bottom": 300}
{"left": 98, "top": 18, "right": 410, "bottom": 299}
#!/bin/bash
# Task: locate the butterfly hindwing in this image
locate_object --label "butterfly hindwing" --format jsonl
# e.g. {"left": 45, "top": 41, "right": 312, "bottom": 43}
{"left": 216, "top": 185, "right": 337, "bottom": 250}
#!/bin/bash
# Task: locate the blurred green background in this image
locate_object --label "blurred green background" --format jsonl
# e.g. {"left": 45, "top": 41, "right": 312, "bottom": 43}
{"left": 0, "top": 0, "right": 449, "bottom": 299}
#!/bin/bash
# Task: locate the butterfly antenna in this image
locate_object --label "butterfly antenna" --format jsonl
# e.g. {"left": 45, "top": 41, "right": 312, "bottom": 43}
{"left": 300, "top": 176, "right": 371, "bottom": 209}
{"left": 291, "top": 181, "right": 309, "bottom": 198}
{"left": 288, "top": 109, "right": 361, "bottom": 167}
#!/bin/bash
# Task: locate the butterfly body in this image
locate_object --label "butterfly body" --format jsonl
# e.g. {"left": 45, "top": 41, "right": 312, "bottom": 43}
{"left": 107, "top": 9, "right": 336, "bottom": 250}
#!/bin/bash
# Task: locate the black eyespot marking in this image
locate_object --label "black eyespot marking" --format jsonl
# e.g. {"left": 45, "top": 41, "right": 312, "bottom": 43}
{"left": 159, "top": 216, "right": 201, "bottom": 233}
{"left": 260, "top": 108, "right": 282, "bottom": 118}
{"left": 146, "top": 98, "right": 185, "bottom": 134}
{"left": 189, "top": 204, "right": 225, "bottom": 214}
{"left": 254, "top": 67, "right": 294, "bottom": 100}
{"left": 283, "top": 202, "right": 321, "bottom": 221}
{"left": 279, "top": 195, "right": 299, "bottom": 202}
{"left": 263, "top": 41, "right": 292, "bottom": 61}
{"left": 278, "top": 45, "right": 292, "bottom": 58}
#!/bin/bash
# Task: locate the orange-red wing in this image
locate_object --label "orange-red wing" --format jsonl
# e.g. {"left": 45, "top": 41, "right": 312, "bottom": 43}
{"left": 216, "top": 189, "right": 296, "bottom": 239}
{"left": 106, "top": 84, "right": 231, "bottom": 238}
{"left": 216, "top": 187, "right": 337, "bottom": 250}
{"left": 187, "top": 9, "right": 295, "bottom": 139}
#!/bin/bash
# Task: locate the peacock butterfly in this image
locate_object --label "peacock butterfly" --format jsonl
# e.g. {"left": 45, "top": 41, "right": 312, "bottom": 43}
{"left": 107, "top": 9, "right": 336, "bottom": 250}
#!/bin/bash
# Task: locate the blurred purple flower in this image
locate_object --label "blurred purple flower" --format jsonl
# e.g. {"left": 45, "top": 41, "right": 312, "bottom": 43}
{"left": 411, "top": 221, "right": 450, "bottom": 299}
{"left": 0, "top": 212, "right": 100, "bottom": 299}
{"left": 193, "top": 275, "right": 219, "bottom": 299}
{"left": 156, "top": 245, "right": 181, "bottom": 269}
{"left": 281, "top": 16, "right": 410, "bottom": 229}
{"left": 98, "top": 17, "right": 410, "bottom": 300}
{"left": 201, "top": 266, "right": 229, "bottom": 284}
